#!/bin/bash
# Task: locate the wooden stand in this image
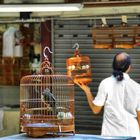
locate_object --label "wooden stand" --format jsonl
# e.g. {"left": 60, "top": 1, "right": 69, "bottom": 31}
{"left": 24, "top": 124, "right": 75, "bottom": 137}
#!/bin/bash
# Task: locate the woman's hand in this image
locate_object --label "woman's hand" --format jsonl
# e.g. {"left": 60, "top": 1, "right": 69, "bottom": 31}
{"left": 74, "top": 80, "right": 91, "bottom": 94}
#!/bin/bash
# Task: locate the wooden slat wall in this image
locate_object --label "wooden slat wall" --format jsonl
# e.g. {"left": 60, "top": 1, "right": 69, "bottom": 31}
{"left": 53, "top": 18, "right": 140, "bottom": 134}
{"left": 65, "top": 0, "right": 135, "bottom": 2}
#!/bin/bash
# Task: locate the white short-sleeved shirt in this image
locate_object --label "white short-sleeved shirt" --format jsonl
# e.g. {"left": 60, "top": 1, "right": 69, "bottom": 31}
{"left": 93, "top": 73, "right": 140, "bottom": 140}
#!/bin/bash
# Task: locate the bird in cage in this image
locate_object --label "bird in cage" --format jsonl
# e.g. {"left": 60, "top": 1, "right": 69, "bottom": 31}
{"left": 42, "top": 88, "right": 56, "bottom": 113}
{"left": 31, "top": 86, "right": 57, "bottom": 115}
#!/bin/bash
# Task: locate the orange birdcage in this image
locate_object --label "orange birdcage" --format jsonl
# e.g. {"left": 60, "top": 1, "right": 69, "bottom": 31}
{"left": 20, "top": 47, "right": 75, "bottom": 137}
{"left": 66, "top": 43, "right": 92, "bottom": 84}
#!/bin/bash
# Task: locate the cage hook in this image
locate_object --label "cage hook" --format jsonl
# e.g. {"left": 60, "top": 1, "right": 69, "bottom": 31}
{"left": 43, "top": 46, "right": 52, "bottom": 60}
{"left": 40, "top": 46, "right": 54, "bottom": 74}
{"left": 72, "top": 43, "right": 79, "bottom": 50}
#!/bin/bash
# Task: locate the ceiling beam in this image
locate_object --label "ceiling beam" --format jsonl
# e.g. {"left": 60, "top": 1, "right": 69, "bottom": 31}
{"left": 1, "top": 0, "right": 140, "bottom": 19}
{"left": 65, "top": 0, "right": 140, "bottom": 7}
{"left": 4, "top": 0, "right": 64, "bottom": 4}
{"left": 84, "top": 1, "right": 140, "bottom": 7}
{"left": 58, "top": 5, "right": 140, "bottom": 17}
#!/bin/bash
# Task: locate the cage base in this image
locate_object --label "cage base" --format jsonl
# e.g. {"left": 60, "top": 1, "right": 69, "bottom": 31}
{"left": 74, "top": 77, "right": 92, "bottom": 84}
{"left": 24, "top": 124, "right": 75, "bottom": 137}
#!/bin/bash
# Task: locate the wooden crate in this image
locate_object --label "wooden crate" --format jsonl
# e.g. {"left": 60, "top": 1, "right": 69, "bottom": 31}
{"left": 1, "top": 55, "right": 31, "bottom": 86}
{"left": 2, "top": 57, "right": 15, "bottom": 65}
{"left": 1, "top": 58, "right": 21, "bottom": 85}
{"left": 92, "top": 26, "right": 140, "bottom": 49}
{"left": 20, "top": 57, "right": 30, "bottom": 68}
{"left": 3, "top": 64, "right": 14, "bottom": 75}
{"left": 92, "top": 27, "right": 113, "bottom": 49}
{"left": 113, "top": 26, "right": 134, "bottom": 48}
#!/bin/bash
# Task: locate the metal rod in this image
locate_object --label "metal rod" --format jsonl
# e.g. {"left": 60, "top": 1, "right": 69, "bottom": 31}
{"left": 0, "top": 18, "right": 51, "bottom": 23}
{"left": 0, "top": 15, "right": 138, "bottom": 24}
{"left": 51, "top": 18, "right": 55, "bottom": 67}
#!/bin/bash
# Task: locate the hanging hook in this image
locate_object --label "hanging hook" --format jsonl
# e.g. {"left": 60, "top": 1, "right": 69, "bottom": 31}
{"left": 41, "top": 46, "right": 54, "bottom": 74}
{"left": 43, "top": 46, "right": 53, "bottom": 59}
{"left": 72, "top": 43, "right": 79, "bottom": 50}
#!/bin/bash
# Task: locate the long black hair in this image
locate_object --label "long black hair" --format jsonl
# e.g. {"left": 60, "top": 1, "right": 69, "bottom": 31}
{"left": 112, "top": 52, "right": 131, "bottom": 81}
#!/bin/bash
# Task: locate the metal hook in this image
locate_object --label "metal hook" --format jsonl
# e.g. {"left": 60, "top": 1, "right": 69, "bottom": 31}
{"left": 41, "top": 46, "right": 54, "bottom": 74}
{"left": 72, "top": 43, "right": 79, "bottom": 50}
{"left": 43, "top": 46, "right": 53, "bottom": 59}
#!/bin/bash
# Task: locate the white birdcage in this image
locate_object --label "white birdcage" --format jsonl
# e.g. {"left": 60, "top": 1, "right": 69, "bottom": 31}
{"left": 20, "top": 47, "right": 75, "bottom": 137}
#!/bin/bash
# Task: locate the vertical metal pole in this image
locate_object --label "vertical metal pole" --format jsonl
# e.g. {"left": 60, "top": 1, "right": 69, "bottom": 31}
{"left": 51, "top": 18, "right": 55, "bottom": 67}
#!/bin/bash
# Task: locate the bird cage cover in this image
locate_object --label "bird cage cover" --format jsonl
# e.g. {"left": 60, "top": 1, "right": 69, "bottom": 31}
{"left": 20, "top": 60, "right": 75, "bottom": 137}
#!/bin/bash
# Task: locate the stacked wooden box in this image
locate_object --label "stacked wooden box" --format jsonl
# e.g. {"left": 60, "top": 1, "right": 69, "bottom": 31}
{"left": 0, "top": 45, "right": 31, "bottom": 86}
{"left": 113, "top": 26, "right": 134, "bottom": 49}
{"left": 92, "top": 26, "right": 140, "bottom": 49}
{"left": 93, "top": 27, "right": 113, "bottom": 49}
{"left": 20, "top": 46, "right": 31, "bottom": 78}
{"left": 0, "top": 57, "right": 31, "bottom": 86}
{"left": 2, "top": 57, "right": 20, "bottom": 85}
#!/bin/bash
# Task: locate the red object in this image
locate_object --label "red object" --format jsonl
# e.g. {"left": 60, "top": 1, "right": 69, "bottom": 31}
{"left": 134, "top": 42, "right": 140, "bottom": 46}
